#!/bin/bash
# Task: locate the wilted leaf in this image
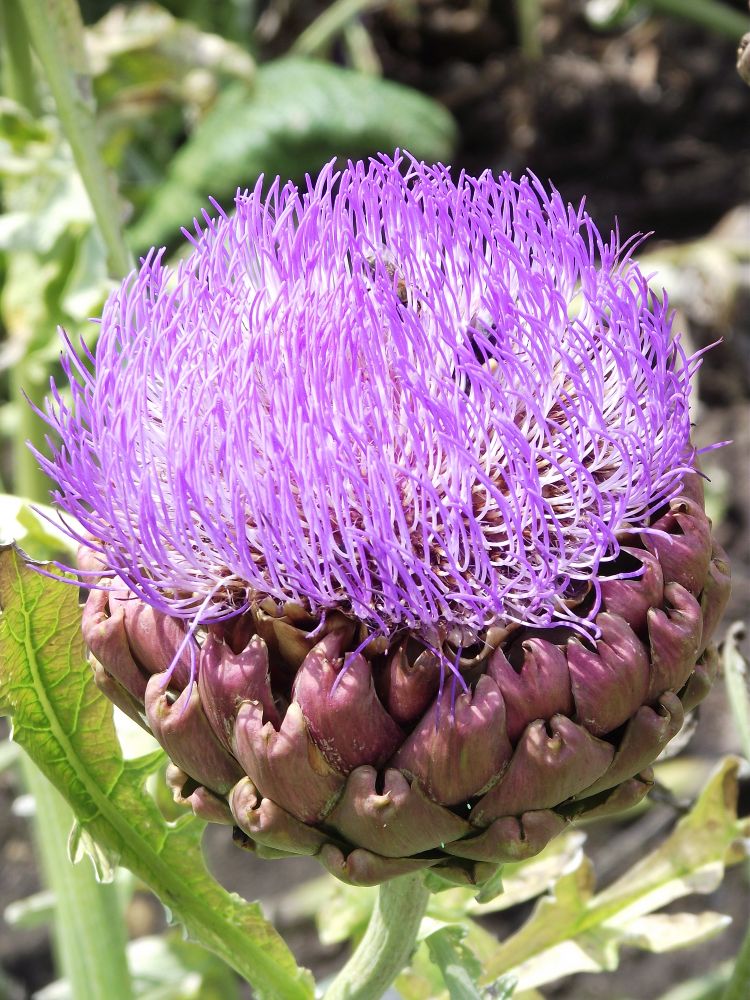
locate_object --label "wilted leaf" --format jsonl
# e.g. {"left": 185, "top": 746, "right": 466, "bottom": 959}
{"left": 0, "top": 547, "right": 313, "bottom": 1000}
{"left": 471, "top": 831, "right": 587, "bottom": 915}
{"left": 479, "top": 757, "right": 749, "bottom": 991}
{"left": 424, "top": 925, "right": 485, "bottom": 1000}
{"left": 621, "top": 912, "right": 731, "bottom": 953}
{"left": 398, "top": 917, "right": 517, "bottom": 1000}
{"left": 129, "top": 56, "right": 457, "bottom": 249}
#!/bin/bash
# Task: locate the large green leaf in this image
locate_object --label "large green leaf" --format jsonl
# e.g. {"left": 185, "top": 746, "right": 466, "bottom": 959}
{"left": 0, "top": 546, "right": 313, "bottom": 1000}
{"left": 129, "top": 56, "right": 458, "bottom": 250}
{"left": 478, "top": 756, "right": 749, "bottom": 991}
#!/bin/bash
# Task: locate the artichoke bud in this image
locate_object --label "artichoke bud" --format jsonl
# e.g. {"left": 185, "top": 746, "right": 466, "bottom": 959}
{"left": 41, "top": 159, "right": 730, "bottom": 887}
{"left": 85, "top": 473, "right": 729, "bottom": 886}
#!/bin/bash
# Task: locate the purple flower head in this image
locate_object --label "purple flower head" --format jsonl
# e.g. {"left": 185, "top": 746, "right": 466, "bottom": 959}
{"left": 38, "top": 153, "right": 698, "bottom": 645}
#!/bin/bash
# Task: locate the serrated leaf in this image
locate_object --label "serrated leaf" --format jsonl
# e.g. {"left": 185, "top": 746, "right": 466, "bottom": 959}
{"left": 621, "top": 912, "right": 731, "bottom": 953}
{"left": 479, "top": 757, "right": 748, "bottom": 991}
{"left": 424, "top": 926, "right": 484, "bottom": 1000}
{"left": 129, "top": 56, "right": 457, "bottom": 249}
{"left": 0, "top": 546, "right": 313, "bottom": 1000}
{"left": 421, "top": 831, "right": 587, "bottom": 929}
{"left": 472, "top": 831, "right": 587, "bottom": 915}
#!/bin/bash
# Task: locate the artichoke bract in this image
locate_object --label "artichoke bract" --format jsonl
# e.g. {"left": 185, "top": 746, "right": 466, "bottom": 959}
{"left": 39, "top": 155, "right": 730, "bottom": 886}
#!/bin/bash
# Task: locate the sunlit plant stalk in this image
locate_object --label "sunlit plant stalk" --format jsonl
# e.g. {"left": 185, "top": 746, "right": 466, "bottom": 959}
{"left": 0, "top": 0, "right": 40, "bottom": 115}
{"left": 323, "top": 873, "right": 430, "bottom": 1000}
{"left": 19, "top": 0, "right": 132, "bottom": 278}
{"left": 2, "top": 5, "right": 133, "bottom": 999}
{"left": 20, "top": 758, "right": 134, "bottom": 1000}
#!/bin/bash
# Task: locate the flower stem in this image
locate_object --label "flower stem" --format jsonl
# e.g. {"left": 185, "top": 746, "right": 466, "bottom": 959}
{"left": 19, "top": 0, "right": 132, "bottom": 279}
{"left": 20, "top": 756, "right": 134, "bottom": 1000}
{"left": 0, "top": 0, "right": 40, "bottom": 115}
{"left": 323, "top": 873, "right": 430, "bottom": 1000}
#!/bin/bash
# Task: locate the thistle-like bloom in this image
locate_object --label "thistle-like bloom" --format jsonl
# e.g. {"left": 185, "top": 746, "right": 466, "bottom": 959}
{"left": 38, "top": 154, "right": 730, "bottom": 885}
{"left": 44, "top": 155, "right": 694, "bottom": 638}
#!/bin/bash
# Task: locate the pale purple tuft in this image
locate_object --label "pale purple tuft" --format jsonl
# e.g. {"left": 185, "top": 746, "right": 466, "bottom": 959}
{"left": 37, "top": 153, "right": 699, "bottom": 642}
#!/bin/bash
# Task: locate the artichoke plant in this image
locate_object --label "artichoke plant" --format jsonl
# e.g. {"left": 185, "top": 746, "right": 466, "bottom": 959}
{"left": 38, "top": 155, "right": 730, "bottom": 888}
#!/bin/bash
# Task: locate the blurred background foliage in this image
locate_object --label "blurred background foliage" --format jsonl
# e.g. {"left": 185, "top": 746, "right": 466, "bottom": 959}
{"left": 0, "top": 1, "right": 749, "bottom": 998}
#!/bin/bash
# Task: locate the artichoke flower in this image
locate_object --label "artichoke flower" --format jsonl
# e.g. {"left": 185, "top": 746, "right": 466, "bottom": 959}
{"left": 38, "top": 155, "right": 730, "bottom": 887}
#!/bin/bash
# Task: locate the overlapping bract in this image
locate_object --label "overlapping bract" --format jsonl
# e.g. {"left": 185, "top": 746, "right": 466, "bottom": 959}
{"left": 82, "top": 472, "right": 730, "bottom": 886}
{"left": 39, "top": 154, "right": 698, "bottom": 640}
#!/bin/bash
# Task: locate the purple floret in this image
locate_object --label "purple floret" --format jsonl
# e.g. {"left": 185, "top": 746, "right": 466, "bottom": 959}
{"left": 36, "top": 152, "right": 699, "bottom": 642}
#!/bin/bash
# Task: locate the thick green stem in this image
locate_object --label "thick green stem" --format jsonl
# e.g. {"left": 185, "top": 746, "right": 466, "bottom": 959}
{"left": 0, "top": 0, "right": 41, "bottom": 114}
{"left": 323, "top": 873, "right": 430, "bottom": 1000}
{"left": 648, "top": 0, "right": 749, "bottom": 39}
{"left": 20, "top": 756, "right": 134, "bottom": 1000}
{"left": 19, "top": 0, "right": 132, "bottom": 278}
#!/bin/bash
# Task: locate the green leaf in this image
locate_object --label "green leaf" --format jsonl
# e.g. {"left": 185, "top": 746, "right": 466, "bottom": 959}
{"left": 474, "top": 864, "right": 504, "bottom": 905}
{"left": 129, "top": 57, "right": 457, "bottom": 250}
{"left": 0, "top": 546, "right": 313, "bottom": 1000}
{"left": 471, "top": 830, "right": 586, "bottom": 915}
{"left": 479, "top": 757, "right": 749, "bottom": 992}
{"left": 425, "top": 926, "right": 484, "bottom": 1000}
{"left": 398, "top": 918, "right": 517, "bottom": 1000}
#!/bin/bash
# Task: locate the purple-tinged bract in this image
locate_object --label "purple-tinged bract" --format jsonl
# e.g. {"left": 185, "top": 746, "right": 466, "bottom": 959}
{"left": 39, "top": 153, "right": 697, "bottom": 640}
